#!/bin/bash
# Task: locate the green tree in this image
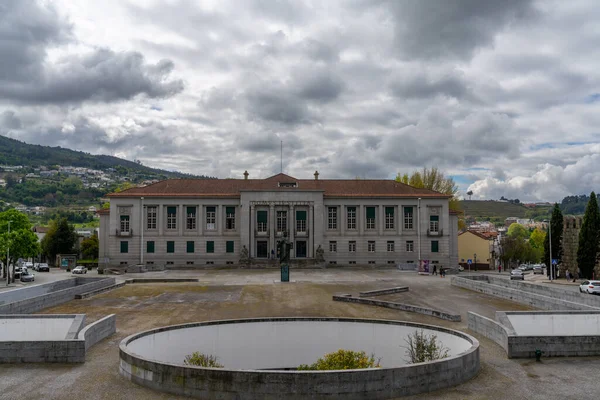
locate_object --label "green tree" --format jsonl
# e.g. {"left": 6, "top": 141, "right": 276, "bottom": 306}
{"left": 80, "top": 234, "right": 99, "bottom": 260}
{"left": 507, "top": 223, "right": 529, "bottom": 241}
{"left": 529, "top": 228, "right": 546, "bottom": 249}
{"left": 41, "top": 218, "right": 78, "bottom": 266}
{"left": 297, "top": 349, "right": 380, "bottom": 370}
{"left": 543, "top": 203, "right": 564, "bottom": 277}
{"left": 395, "top": 167, "right": 463, "bottom": 227}
{"left": 577, "top": 192, "right": 600, "bottom": 279}
{"left": 0, "top": 209, "right": 39, "bottom": 282}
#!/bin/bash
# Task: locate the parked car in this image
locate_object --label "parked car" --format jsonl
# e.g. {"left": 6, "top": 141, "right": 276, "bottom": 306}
{"left": 510, "top": 269, "right": 525, "bottom": 280}
{"left": 519, "top": 264, "right": 535, "bottom": 271}
{"left": 533, "top": 264, "right": 544, "bottom": 274}
{"left": 35, "top": 263, "right": 50, "bottom": 272}
{"left": 20, "top": 271, "right": 35, "bottom": 282}
{"left": 579, "top": 280, "right": 600, "bottom": 294}
{"left": 72, "top": 265, "right": 87, "bottom": 274}
{"left": 24, "top": 261, "right": 33, "bottom": 269}
{"left": 14, "top": 266, "right": 24, "bottom": 279}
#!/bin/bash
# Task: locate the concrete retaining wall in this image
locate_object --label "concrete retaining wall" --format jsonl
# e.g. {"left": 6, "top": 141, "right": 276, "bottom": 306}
{"left": 507, "top": 335, "right": 600, "bottom": 358}
{"left": 75, "top": 282, "right": 126, "bottom": 299}
{"left": 119, "top": 318, "right": 479, "bottom": 400}
{"left": 0, "top": 279, "right": 76, "bottom": 305}
{"left": 0, "top": 340, "right": 86, "bottom": 363}
{"left": 79, "top": 314, "right": 117, "bottom": 351}
{"left": 0, "top": 278, "right": 116, "bottom": 314}
{"left": 451, "top": 276, "right": 599, "bottom": 311}
{"left": 359, "top": 287, "right": 409, "bottom": 297}
{"left": 333, "top": 296, "right": 461, "bottom": 322}
{"left": 124, "top": 278, "right": 198, "bottom": 284}
{"left": 467, "top": 312, "right": 509, "bottom": 353}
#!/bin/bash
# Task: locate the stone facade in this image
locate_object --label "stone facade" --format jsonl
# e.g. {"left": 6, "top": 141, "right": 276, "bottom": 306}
{"left": 561, "top": 216, "right": 600, "bottom": 277}
{"left": 99, "top": 173, "right": 458, "bottom": 269}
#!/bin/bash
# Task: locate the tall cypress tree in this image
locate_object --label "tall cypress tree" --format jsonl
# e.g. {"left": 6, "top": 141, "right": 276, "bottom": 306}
{"left": 577, "top": 192, "right": 600, "bottom": 279}
{"left": 543, "top": 203, "right": 563, "bottom": 277}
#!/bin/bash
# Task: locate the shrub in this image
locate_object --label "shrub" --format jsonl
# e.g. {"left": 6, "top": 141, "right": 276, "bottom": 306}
{"left": 403, "top": 329, "right": 449, "bottom": 364}
{"left": 297, "top": 349, "right": 380, "bottom": 371}
{"left": 183, "top": 352, "right": 223, "bottom": 368}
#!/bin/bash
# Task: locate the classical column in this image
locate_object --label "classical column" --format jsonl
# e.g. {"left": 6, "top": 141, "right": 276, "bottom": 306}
{"left": 269, "top": 204, "right": 276, "bottom": 254}
{"left": 378, "top": 205, "right": 384, "bottom": 236}
{"left": 179, "top": 204, "right": 184, "bottom": 236}
{"left": 158, "top": 204, "right": 164, "bottom": 236}
{"left": 308, "top": 204, "right": 314, "bottom": 257}
{"left": 199, "top": 205, "right": 204, "bottom": 236}
{"left": 340, "top": 205, "right": 345, "bottom": 237}
{"left": 249, "top": 205, "right": 255, "bottom": 258}
{"left": 358, "top": 204, "right": 364, "bottom": 236}
{"left": 289, "top": 204, "right": 295, "bottom": 258}
{"left": 217, "top": 205, "right": 222, "bottom": 235}
{"left": 397, "top": 205, "right": 401, "bottom": 236}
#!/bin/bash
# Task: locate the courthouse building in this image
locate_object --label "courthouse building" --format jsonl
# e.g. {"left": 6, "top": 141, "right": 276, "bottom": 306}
{"left": 98, "top": 172, "right": 458, "bottom": 269}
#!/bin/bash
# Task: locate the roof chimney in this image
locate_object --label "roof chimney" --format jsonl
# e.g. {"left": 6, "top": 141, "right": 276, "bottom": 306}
{"left": 243, "top": 170, "right": 249, "bottom": 180}
{"left": 314, "top": 170, "right": 319, "bottom": 180}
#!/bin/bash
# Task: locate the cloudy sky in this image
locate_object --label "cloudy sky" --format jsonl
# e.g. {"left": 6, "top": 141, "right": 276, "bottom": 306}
{"left": 1, "top": 0, "right": 600, "bottom": 202}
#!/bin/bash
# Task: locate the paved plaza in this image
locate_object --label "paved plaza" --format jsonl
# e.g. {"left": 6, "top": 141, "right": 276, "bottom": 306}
{"left": 1, "top": 268, "right": 599, "bottom": 399}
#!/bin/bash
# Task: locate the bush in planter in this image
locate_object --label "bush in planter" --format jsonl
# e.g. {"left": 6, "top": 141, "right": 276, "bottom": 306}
{"left": 297, "top": 349, "right": 380, "bottom": 370}
{"left": 183, "top": 352, "right": 223, "bottom": 368}
{"left": 403, "top": 329, "right": 449, "bottom": 364}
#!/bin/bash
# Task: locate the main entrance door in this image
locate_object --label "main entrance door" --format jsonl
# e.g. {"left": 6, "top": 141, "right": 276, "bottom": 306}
{"left": 256, "top": 241, "right": 268, "bottom": 258}
{"left": 296, "top": 241, "right": 307, "bottom": 258}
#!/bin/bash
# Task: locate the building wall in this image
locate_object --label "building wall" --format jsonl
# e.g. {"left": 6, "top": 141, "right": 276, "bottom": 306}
{"left": 458, "top": 232, "right": 491, "bottom": 269}
{"left": 102, "top": 191, "right": 455, "bottom": 268}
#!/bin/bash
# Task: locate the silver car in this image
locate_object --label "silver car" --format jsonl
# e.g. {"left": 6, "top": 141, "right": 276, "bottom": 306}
{"left": 510, "top": 269, "right": 525, "bottom": 280}
{"left": 579, "top": 280, "right": 600, "bottom": 294}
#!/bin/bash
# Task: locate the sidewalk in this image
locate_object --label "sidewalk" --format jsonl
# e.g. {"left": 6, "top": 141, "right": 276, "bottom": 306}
{"left": 528, "top": 273, "right": 581, "bottom": 286}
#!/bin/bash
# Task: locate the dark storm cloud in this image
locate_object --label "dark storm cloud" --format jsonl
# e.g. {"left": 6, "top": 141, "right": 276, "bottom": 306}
{"left": 0, "top": 1, "right": 183, "bottom": 105}
{"left": 294, "top": 69, "right": 344, "bottom": 103}
{"left": 245, "top": 85, "right": 313, "bottom": 125}
{"left": 389, "top": 67, "right": 471, "bottom": 100}
{"left": 387, "top": 0, "right": 538, "bottom": 60}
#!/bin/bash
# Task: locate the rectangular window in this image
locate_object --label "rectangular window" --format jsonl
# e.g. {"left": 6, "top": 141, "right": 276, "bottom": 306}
{"left": 167, "top": 241, "right": 175, "bottom": 253}
{"left": 296, "top": 210, "right": 306, "bottom": 232}
{"left": 167, "top": 206, "right": 177, "bottom": 230}
{"left": 146, "top": 241, "right": 155, "bottom": 253}
{"left": 120, "top": 215, "right": 130, "bottom": 233}
{"left": 276, "top": 211, "right": 287, "bottom": 233}
{"left": 226, "top": 241, "right": 234, "bottom": 253}
{"left": 257, "top": 210, "right": 268, "bottom": 232}
{"left": 406, "top": 240, "right": 414, "bottom": 252}
{"left": 431, "top": 241, "right": 439, "bottom": 253}
{"left": 429, "top": 215, "right": 439, "bottom": 233}
{"left": 329, "top": 241, "right": 337, "bottom": 252}
{"left": 404, "top": 206, "right": 413, "bottom": 229}
{"left": 186, "top": 206, "right": 196, "bottom": 230}
{"left": 387, "top": 241, "right": 395, "bottom": 252}
{"left": 366, "top": 207, "right": 375, "bottom": 230}
{"left": 349, "top": 261, "right": 356, "bottom": 265}
{"left": 368, "top": 241, "right": 375, "bottom": 252}
{"left": 387, "top": 261, "right": 395, "bottom": 264}
{"left": 120, "top": 241, "right": 128, "bottom": 253}
{"left": 186, "top": 241, "right": 194, "bottom": 253}
{"left": 226, "top": 206, "right": 235, "bottom": 230}
{"left": 206, "top": 206, "right": 216, "bottom": 230}
{"left": 328, "top": 207, "right": 337, "bottom": 230}
{"left": 146, "top": 206, "right": 157, "bottom": 230}
{"left": 347, "top": 207, "right": 356, "bottom": 230}
{"left": 206, "top": 241, "right": 214, "bottom": 253}
{"left": 349, "top": 241, "right": 356, "bottom": 252}
{"left": 385, "top": 207, "right": 394, "bottom": 230}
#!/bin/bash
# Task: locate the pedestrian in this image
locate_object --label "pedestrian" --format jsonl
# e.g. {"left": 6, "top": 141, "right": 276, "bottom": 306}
{"left": 440, "top": 265, "right": 445, "bottom": 278}
{"left": 566, "top": 270, "right": 571, "bottom": 281}
{"left": 498, "top": 265, "right": 502, "bottom": 273}
{"left": 432, "top": 264, "right": 437, "bottom": 276}
{"left": 271, "top": 249, "right": 275, "bottom": 260}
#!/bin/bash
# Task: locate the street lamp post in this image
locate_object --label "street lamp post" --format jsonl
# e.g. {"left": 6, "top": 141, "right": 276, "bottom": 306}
{"left": 543, "top": 220, "right": 553, "bottom": 281}
{"left": 474, "top": 253, "right": 477, "bottom": 271}
{"left": 6, "top": 220, "right": 11, "bottom": 286}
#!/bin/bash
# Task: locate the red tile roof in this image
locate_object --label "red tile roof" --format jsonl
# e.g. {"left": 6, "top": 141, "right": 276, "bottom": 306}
{"left": 458, "top": 230, "right": 497, "bottom": 240}
{"left": 107, "top": 173, "right": 450, "bottom": 199}
{"left": 96, "top": 208, "right": 110, "bottom": 215}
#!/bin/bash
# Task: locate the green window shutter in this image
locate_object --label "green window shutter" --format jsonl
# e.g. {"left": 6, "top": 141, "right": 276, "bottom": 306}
{"left": 146, "top": 241, "right": 155, "bottom": 253}
{"left": 187, "top": 241, "right": 195, "bottom": 253}
{"left": 167, "top": 241, "right": 175, "bottom": 253}
{"left": 366, "top": 207, "right": 376, "bottom": 219}
{"left": 187, "top": 206, "right": 196, "bottom": 215}
{"left": 120, "top": 241, "right": 128, "bottom": 253}
{"left": 120, "top": 215, "right": 128, "bottom": 221}
{"left": 257, "top": 210, "right": 268, "bottom": 223}
{"left": 405, "top": 206, "right": 413, "bottom": 214}
{"left": 226, "top": 206, "right": 235, "bottom": 215}
{"left": 167, "top": 206, "right": 177, "bottom": 214}
{"left": 296, "top": 210, "right": 306, "bottom": 221}
{"left": 430, "top": 215, "right": 439, "bottom": 222}
{"left": 431, "top": 241, "right": 439, "bottom": 253}
{"left": 348, "top": 206, "right": 356, "bottom": 212}
{"left": 206, "top": 206, "right": 216, "bottom": 213}
{"left": 226, "top": 241, "right": 234, "bottom": 253}
{"left": 385, "top": 207, "right": 394, "bottom": 215}
{"left": 207, "top": 241, "right": 214, "bottom": 253}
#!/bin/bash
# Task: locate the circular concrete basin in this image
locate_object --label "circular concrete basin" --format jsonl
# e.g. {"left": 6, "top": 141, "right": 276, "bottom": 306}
{"left": 120, "top": 317, "right": 479, "bottom": 399}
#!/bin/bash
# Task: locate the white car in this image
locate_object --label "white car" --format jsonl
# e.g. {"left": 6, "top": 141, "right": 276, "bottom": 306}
{"left": 72, "top": 265, "right": 87, "bottom": 274}
{"left": 579, "top": 280, "right": 600, "bottom": 294}
{"left": 510, "top": 269, "right": 525, "bottom": 280}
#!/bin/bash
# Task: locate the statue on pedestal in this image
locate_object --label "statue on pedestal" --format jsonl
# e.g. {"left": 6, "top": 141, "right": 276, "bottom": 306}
{"left": 278, "top": 232, "right": 291, "bottom": 264}
{"left": 315, "top": 245, "right": 325, "bottom": 262}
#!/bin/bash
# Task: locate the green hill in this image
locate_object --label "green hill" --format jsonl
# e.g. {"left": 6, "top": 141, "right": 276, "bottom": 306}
{"left": 0, "top": 134, "right": 206, "bottom": 179}
{"left": 460, "top": 200, "right": 529, "bottom": 219}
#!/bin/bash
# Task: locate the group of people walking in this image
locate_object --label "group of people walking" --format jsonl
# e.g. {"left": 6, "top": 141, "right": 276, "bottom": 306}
{"left": 431, "top": 264, "right": 445, "bottom": 277}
